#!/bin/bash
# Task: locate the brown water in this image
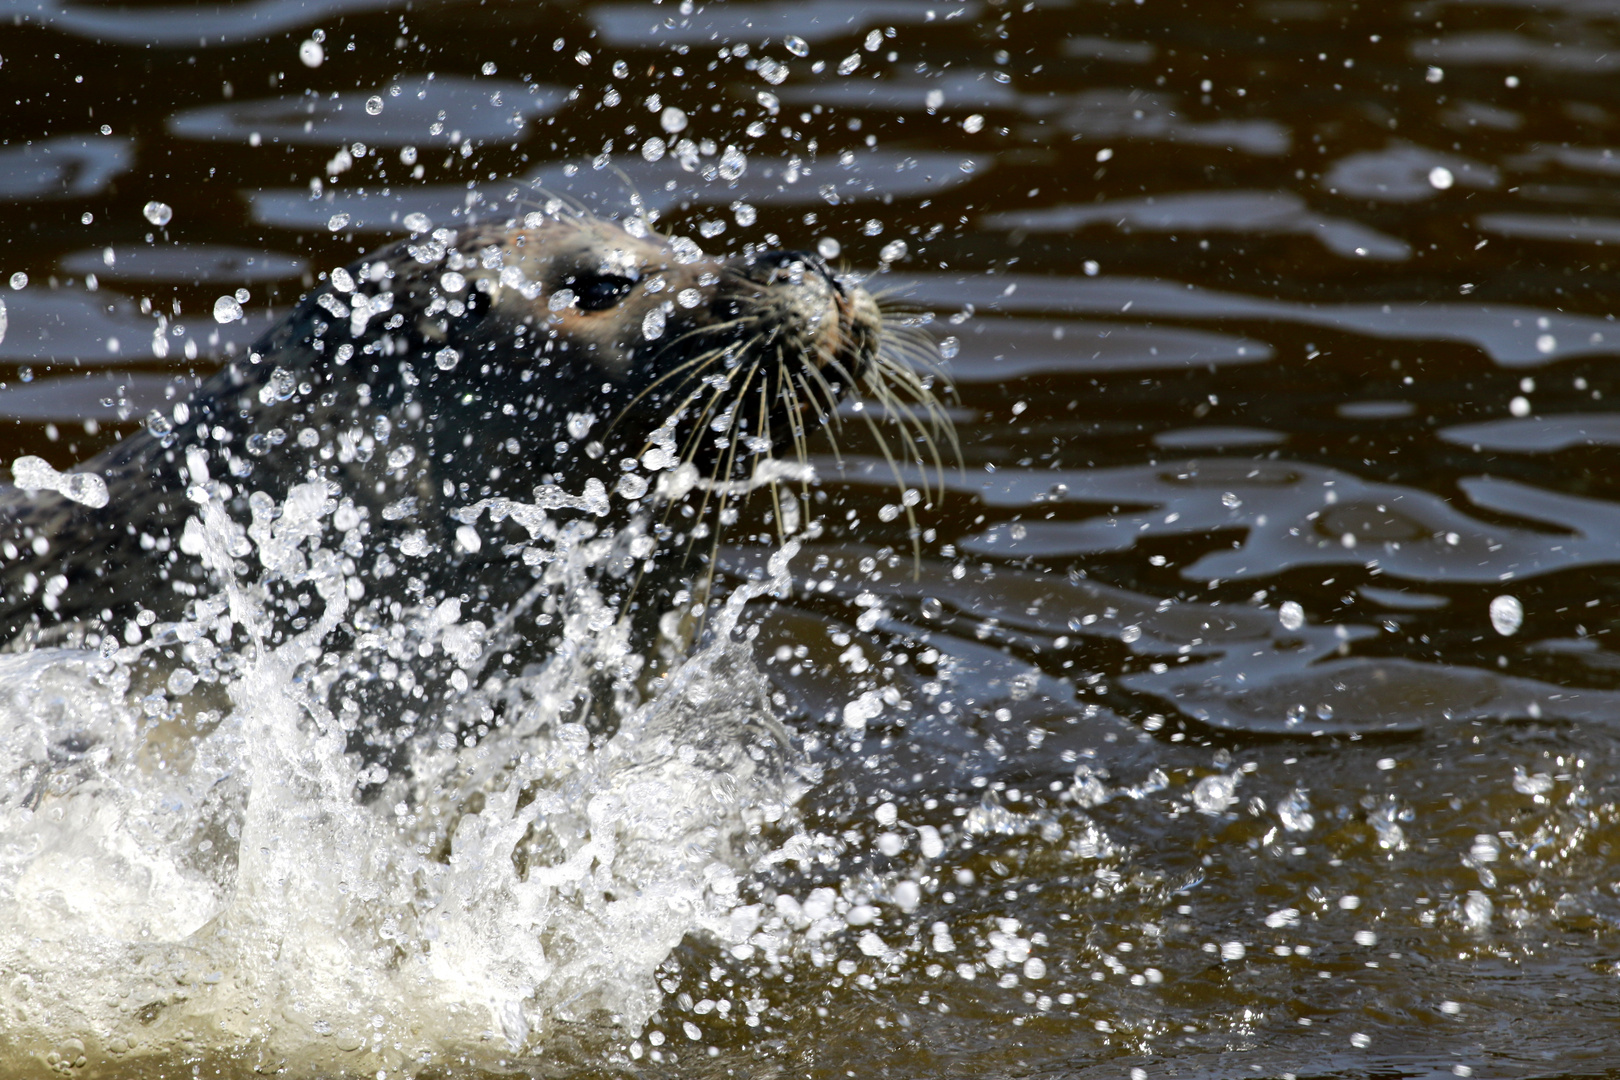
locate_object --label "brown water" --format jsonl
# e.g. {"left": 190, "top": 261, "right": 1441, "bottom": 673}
{"left": 7, "top": 0, "right": 1620, "bottom": 1076}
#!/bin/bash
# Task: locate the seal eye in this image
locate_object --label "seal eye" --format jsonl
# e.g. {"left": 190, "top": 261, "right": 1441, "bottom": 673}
{"left": 571, "top": 273, "right": 637, "bottom": 312}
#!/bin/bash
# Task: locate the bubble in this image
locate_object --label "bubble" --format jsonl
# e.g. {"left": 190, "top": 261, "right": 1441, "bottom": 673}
{"left": 784, "top": 34, "right": 809, "bottom": 57}
{"left": 7, "top": 273, "right": 25, "bottom": 291}
{"left": 299, "top": 39, "right": 324, "bottom": 67}
{"left": 439, "top": 270, "right": 466, "bottom": 293}
{"left": 816, "top": 237, "right": 841, "bottom": 259}
{"left": 213, "top": 296, "right": 243, "bottom": 324}
{"left": 435, "top": 347, "right": 461, "bottom": 370}
{"left": 641, "top": 137, "right": 667, "bottom": 162}
{"left": 1489, "top": 594, "right": 1523, "bottom": 636}
{"left": 660, "top": 106, "right": 688, "bottom": 134}
{"left": 732, "top": 201, "right": 757, "bottom": 227}
{"left": 1278, "top": 600, "right": 1305, "bottom": 631}
{"left": 365, "top": 95, "right": 383, "bottom": 115}
{"left": 142, "top": 201, "right": 173, "bottom": 226}
{"left": 879, "top": 239, "right": 908, "bottom": 262}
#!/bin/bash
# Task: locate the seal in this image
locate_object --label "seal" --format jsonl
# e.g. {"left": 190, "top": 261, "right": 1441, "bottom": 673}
{"left": 0, "top": 205, "right": 949, "bottom": 746}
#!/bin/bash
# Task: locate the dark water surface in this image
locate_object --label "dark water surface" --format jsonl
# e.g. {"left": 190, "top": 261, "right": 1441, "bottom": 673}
{"left": 8, "top": 0, "right": 1620, "bottom": 1076}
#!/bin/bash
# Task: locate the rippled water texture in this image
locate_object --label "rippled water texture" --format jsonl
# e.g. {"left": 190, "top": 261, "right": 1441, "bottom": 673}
{"left": 6, "top": 0, "right": 1620, "bottom": 1077}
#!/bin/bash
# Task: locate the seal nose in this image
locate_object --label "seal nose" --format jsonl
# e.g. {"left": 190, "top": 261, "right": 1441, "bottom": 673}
{"left": 753, "top": 249, "right": 841, "bottom": 291}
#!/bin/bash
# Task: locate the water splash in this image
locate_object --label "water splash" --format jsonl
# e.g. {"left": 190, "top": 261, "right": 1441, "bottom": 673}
{"left": 0, "top": 472, "right": 809, "bottom": 1075}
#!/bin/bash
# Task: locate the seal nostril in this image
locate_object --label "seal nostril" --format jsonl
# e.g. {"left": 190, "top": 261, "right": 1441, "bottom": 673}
{"left": 752, "top": 248, "right": 837, "bottom": 288}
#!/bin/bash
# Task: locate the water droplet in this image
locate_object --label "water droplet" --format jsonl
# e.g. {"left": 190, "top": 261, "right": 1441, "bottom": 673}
{"left": 1278, "top": 600, "right": 1305, "bottom": 631}
{"left": 327, "top": 213, "right": 350, "bottom": 232}
{"left": 718, "top": 145, "right": 746, "bottom": 181}
{"left": 435, "top": 347, "right": 461, "bottom": 370}
{"left": 784, "top": 34, "right": 809, "bottom": 57}
{"left": 7, "top": 272, "right": 25, "bottom": 291}
{"left": 1193, "top": 774, "right": 1237, "bottom": 814}
{"left": 817, "top": 237, "right": 841, "bottom": 259}
{"left": 142, "top": 201, "right": 172, "bottom": 226}
{"left": 213, "top": 296, "right": 243, "bottom": 324}
{"left": 1278, "top": 790, "right": 1314, "bottom": 832}
{"left": 642, "top": 308, "right": 666, "bottom": 341}
{"left": 365, "top": 95, "right": 383, "bottom": 115}
{"left": 660, "top": 106, "right": 688, "bottom": 134}
{"left": 1489, "top": 594, "right": 1522, "bottom": 635}
{"left": 1428, "top": 166, "right": 1454, "bottom": 190}
{"left": 838, "top": 53, "right": 861, "bottom": 75}
{"left": 1462, "top": 890, "right": 1492, "bottom": 929}
{"left": 299, "top": 39, "right": 324, "bottom": 67}
{"left": 962, "top": 114, "right": 984, "bottom": 133}
{"left": 480, "top": 61, "right": 497, "bottom": 75}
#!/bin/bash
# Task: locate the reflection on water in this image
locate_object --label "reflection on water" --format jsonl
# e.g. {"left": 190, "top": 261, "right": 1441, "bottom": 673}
{"left": 6, "top": 0, "right": 1620, "bottom": 1075}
